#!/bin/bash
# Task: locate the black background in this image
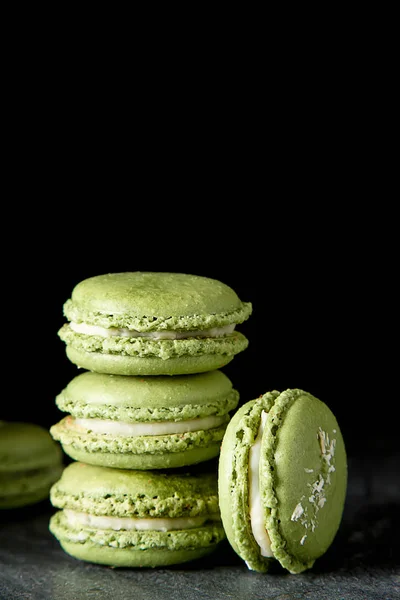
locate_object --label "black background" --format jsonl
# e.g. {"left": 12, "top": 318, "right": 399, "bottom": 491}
{"left": 2, "top": 22, "right": 397, "bottom": 467}
{"left": 2, "top": 204, "right": 393, "bottom": 461}
{"left": 1, "top": 54, "right": 395, "bottom": 462}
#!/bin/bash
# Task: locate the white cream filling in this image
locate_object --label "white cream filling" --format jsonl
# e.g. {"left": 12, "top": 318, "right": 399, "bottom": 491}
{"left": 64, "top": 509, "right": 218, "bottom": 532}
{"left": 73, "top": 414, "right": 226, "bottom": 436}
{"left": 70, "top": 322, "right": 235, "bottom": 340}
{"left": 248, "top": 410, "right": 274, "bottom": 558}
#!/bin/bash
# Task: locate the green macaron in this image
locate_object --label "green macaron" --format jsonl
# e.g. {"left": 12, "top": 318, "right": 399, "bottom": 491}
{"left": 58, "top": 272, "right": 252, "bottom": 376}
{"left": 0, "top": 421, "right": 64, "bottom": 509}
{"left": 50, "top": 370, "right": 239, "bottom": 469}
{"left": 49, "top": 462, "right": 225, "bottom": 568}
{"left": 218, "top": 389, "right": 347, "bottom": 574}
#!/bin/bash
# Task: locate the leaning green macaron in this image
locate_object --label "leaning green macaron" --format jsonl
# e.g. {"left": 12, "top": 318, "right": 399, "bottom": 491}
{"left": 58, "top": 272, "right": 252, "bottom": 376}
{"left": 218, "top": 389, "right": 347, "bottom": 574}
{"left": 49, "top": 462, "right": 225, "bottom": 567}
{"left": 50, "top": 370, "right": 239, "bottom": 469}
{"left": 0, "top": 421, "right": 63, "bottom": 509}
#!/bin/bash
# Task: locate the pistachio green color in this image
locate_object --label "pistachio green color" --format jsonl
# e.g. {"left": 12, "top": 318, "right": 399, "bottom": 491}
{"left": 64, "top": 272, "right": 252, "bottom": 331}
{"left": 50, "top": 417, "right": 227, "bottom": 469}
{"left": 51, "top": 371, "right": 238, "bottom": 469}
{"left": 218, "top": 395, "right": 278, "bottom": 572}
{"left": 65, "top": 345, "right": 238, "bottom": 376}
{"left": 218, "top": 389, "right": 347, "bottom": 574}
{"left": 55, "top": 371, "right": 239, "bottom": 422}
{"left": 49, "top": 462, "right": 225, "bottom": 567}
{"left": 59, "top": 272, "right": 251, "bottom": 375}
{"left": 60, "top": 327, "right": 248, "bottom": 376}
{"left": 0, "top": 422, "right": 64, "bottom": 509}
{"left": 50, "top": 463, "right": 220, "bottom": 517}
{"left": 55, "top": 540, "right": 216, "bottom": 568}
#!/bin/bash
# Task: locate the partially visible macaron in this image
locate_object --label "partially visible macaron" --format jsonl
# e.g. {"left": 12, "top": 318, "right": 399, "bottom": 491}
{"left": 0, "top": 421, "right": 64, "bottom": 509}
{"left": 49, "top": 462, "right": 225, "bottom": 568}
{"left": 218, "top": 389, "right": 347, "bottom": 574}
{"left": 50, "top": 370, "right": 239, "bottom": 469}
{"left": 58, "top": 272, "right": 252, "bottom": 376}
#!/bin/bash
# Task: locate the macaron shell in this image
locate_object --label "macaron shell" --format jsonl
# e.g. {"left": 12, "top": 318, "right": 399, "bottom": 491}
{"left": 218, "top": 393, "right": 280, "bottom": 572}
{"left": 50, "top": 417, "right": 227, "bottom": 470}
{"left": 65, "top": 272, "right": 251, "bottom": 331}
{"left": 50, "top": 463, "right": 220, "bottom": 518}
{"left": 56, "top": 370, "right": 239, "bottom": 422}
{"left": 66, "top": 345, "right": 237, "bottom": 376}
{"left": 55, "top": 539, "right": 218, "bottom": 568}
{"left": 59, "top": 443, "right": 222, "bottom": 470}
{"left": 261, "top": 390, "right": 347, "bottom": 574}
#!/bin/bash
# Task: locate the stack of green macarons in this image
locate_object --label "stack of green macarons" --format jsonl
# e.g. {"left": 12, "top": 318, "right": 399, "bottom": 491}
{"left": 49, "top": 271, "right": 252, "bottom": 567}
{"left": 49, "top": 271, "right": 348, "bottom": 574}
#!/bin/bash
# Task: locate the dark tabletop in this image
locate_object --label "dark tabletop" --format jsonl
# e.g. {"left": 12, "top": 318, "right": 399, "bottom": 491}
{"left": 1, "top": 453, "right": 399, "bottom": 600}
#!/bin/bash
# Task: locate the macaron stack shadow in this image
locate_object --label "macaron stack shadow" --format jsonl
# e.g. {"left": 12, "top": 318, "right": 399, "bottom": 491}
{"left": 49, "top": 271, "right": 252, "bottom": 567}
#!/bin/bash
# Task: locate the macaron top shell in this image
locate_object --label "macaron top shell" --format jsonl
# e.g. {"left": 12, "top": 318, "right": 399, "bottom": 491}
{"left": 0, "top": 422, "right": 63, "bottom": 472}
{"left": 55, "top": 370, "right": 239, "bottom": 422}
{"left": 51, "top": 462, "right": 219, "bottom": 518}
{"left": 64, "top": 272, "right": 252, "bottom": 331}
{"left": 261, "top": 389, "right": 347, "bottom": 573}
{"left": 218, "top": 389, "right": 347, "bottom": 574}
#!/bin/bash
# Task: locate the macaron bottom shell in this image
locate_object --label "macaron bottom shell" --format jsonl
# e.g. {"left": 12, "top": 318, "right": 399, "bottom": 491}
{"left": 57, "top": 540, "right": 218, "bottom": 568}
{"left": 66, "top": 346, "right": 234, "bottom": 376}
{"left": 59, "top": 443, "right": 222, "bottom": 470}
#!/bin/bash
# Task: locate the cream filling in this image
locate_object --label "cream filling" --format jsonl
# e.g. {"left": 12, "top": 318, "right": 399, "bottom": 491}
{"left": 70, "top": 321, "right": 236, "bottom": 340}
{"left": 64, "top": 509, "right": 218, "bottom": 532}
{"left": 73, "top": 414, "right": 227, "bottom": 436}
{"left": 248, "top": 410, "right": 274, "bottom": 558}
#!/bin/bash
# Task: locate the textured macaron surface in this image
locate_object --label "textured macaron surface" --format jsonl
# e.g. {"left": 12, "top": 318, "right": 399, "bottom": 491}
{"left": 59, "top": 327, "right": 249, "bottom": 361}
{"left": 51, "top": 370, "right": 238, "bottom": 469}
{"left": 50, "top": 416, "right": 227, "bottom": 468}
{"left": 218, "top": 393, "right": 279, "bottom": 572}
{"left": 50, "top": 462, "right": 220, "bottom": 517}
{"left": 59, "top": 272, "right": 251, "bottom": 376}
{"left": 218, "top": 390, "right": 347, "bottom": 574}
{"left": 63, "top": 345, "right": 243, "bottom": 376}
{"left": 261, "top": 389, "right": 347, "bottom": 573}
{"left": 63, "top": 271, "right": 252, "bottom": 331}
{"left": 55, "top": 370, "right": 239, "bottom": 421}
{"left": 49, "top": 462, "right": 225, "bottom": 567}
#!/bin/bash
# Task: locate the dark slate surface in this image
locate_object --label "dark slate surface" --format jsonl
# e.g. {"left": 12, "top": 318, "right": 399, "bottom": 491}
{"left": 1, "top": 454, "right": 399, "bottom": 600}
